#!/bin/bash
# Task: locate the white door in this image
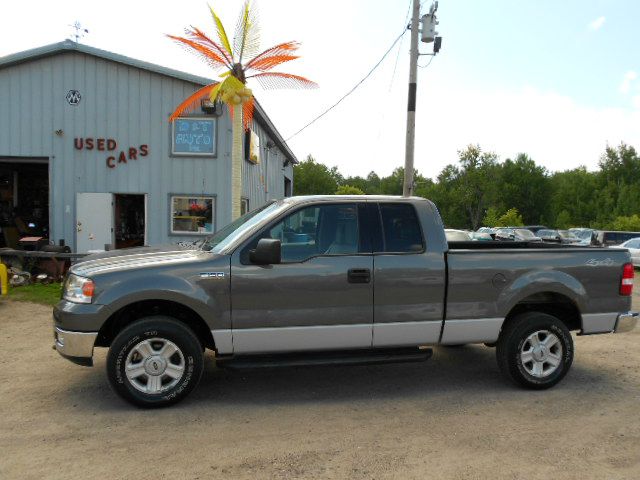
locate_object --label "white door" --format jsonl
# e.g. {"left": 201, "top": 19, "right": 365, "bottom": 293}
{"left": 76, "top": 193, "right": 113, "bottom": 253}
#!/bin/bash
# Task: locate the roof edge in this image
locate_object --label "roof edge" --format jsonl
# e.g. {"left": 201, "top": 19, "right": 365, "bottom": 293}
{"left": 0, "top": 40, "right": 297, "bottom": 164}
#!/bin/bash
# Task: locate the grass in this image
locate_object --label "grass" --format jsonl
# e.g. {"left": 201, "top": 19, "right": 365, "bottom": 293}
{"left": 4, "top": 282, "right": 63, "bottom": 306}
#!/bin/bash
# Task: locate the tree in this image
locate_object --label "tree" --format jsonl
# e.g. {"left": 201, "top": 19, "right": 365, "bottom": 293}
{"left": 335, "top": 185, "right": 365, "bottom": 195}
{"left": 293, "top": 156, "right": 341, "bottom": 195}
{"left": 168, "top": 1, "right": 315, "bottom": 219}
{"left": 555, "top": 210, "right": 572, "bottom": 229}
{"left": 482, "top": 207, "right": 501, "bottom": 227}
{"left": 441, "top": 145, "right": 500, "bottom": 230}
{"left": 497, "top": 154, "right": 551, "bottom": 224}
{"left": 379, "top": 167, "right": 405, "bottom": 195}
{"left": 496, "top": 208, "right": 524, "bottom": 227}
{"left": 612, "top": 215, "right": 640, "bottom": 231}
{"left": 549, "top": 167, "right": 598, "bottom": 228}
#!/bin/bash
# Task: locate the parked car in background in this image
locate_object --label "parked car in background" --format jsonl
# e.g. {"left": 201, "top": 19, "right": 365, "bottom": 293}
{"left": 557, "top": 230, "right": 581, "bottom": 245}
{"left": 596, "top": 231, "right": 640, "bottom": 247}
{"left": 620, "top": 238, "right": 640, "bottom": 267}
{"left": 495, "top": 228, "right": 543, "bottom": 242}
{"left": 520, "top": 225, "right": 548, "bottom": 235}
{"left": 537, "top": 229, "right": 562, "bottom": 243}
{"left": 445, "top": 229, "right": 472, "bottom": 242}
{"left": 470, "top": 231, "right": 493, "bottom": 241}
{"left": 569, "top": 228, "right": 598, "bottom": 246}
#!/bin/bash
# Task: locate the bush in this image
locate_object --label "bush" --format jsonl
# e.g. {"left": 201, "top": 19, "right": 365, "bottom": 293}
{"left": 335, "top": 185, "right": 365, "bottom": 195}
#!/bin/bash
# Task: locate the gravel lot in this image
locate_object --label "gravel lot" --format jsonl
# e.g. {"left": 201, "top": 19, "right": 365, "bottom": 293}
{"left": 1, "top": 287, "right": 639, "bottom": 480}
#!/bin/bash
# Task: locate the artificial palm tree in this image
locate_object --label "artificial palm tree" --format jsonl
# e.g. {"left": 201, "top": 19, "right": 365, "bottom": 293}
{"left": 168, "top": 1, "right": 316, "bottom": 220}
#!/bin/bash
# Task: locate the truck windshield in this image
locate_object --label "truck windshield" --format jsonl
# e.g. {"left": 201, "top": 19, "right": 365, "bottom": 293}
{"left": 201, "top": 201, "right": 288, "bottom": 253}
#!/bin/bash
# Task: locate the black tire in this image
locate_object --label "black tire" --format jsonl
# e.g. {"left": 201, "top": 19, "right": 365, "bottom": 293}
{"left": 107, "top": 316, "right": 204, "bottom": 408}
{"left": 496, "top": 312, "right": 573, "bottom": 389}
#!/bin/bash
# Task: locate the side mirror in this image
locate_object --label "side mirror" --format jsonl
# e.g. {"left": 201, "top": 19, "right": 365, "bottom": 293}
{"left": 250, "top": 238, "right": 281, "bottom": 265}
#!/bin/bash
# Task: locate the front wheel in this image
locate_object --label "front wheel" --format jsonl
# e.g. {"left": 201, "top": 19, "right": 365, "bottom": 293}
{"left": 496, "top": 312, "right": 573, "bottom": 389}
{"left": 107, "top": 316, "right": 204, "bottom": 408}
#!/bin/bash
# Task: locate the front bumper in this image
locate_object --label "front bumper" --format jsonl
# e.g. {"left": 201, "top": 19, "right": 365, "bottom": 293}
{"left": 615, "top": 312, "right": 638, "bottom": 333}
{"left": 54, "top": 327, "right": 98, "bottom": 367}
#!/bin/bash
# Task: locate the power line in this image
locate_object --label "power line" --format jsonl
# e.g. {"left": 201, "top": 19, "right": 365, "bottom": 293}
{"left": 285, "top": 29, "right": 408, "bottom": 142}
{"left": 417, "top": 55, "right": 435, "bottom": 68}
{"left": 388, "top": 0, "right": 413, "bottom": 93}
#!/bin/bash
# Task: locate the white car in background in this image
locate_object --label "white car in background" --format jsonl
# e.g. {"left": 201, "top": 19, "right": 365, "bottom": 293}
{"left": 620, "top": 238, "right": 640, "bottom": 267}
{"left": 444, "top": 229, "right": 472, "bottom": 242}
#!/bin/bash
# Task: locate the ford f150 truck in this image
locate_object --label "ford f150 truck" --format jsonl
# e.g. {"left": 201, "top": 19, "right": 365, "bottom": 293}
{"left": 53, "top": 196, "right": 638, "bottom": 407}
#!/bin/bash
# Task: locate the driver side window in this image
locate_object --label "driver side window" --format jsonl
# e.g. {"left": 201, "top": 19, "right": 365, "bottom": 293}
{"left": 262, "top": 203, "right": 360, "bottom": 263}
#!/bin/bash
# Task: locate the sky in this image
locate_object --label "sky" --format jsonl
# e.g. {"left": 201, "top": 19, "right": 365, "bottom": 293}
{"left": 1, "top": 0, "right": 639, "bottom": 179}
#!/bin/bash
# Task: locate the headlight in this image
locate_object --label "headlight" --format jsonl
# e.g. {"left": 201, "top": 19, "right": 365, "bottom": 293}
{"left": 63, "top": 274, "right": 95, "bottom": 304}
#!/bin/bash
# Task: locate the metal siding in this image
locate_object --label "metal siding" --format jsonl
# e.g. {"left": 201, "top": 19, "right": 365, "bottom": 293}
{"left": 0, "top": 50, "right": 290, "bottom": 251}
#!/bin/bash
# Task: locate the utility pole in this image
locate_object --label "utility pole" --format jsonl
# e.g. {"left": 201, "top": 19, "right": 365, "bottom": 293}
{"left": 402, "top": 0, "right": 421, "bottom": 197}
{"left": 402, "top": 2, "right": 441, "bottom": 197}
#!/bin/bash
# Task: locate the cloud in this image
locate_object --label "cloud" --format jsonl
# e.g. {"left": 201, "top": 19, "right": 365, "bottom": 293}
{"left": 411, "top": 85, "right": 640, "bottom": 178}
{"left": 620, "top": 71, "right": 638, "bottom": 94}
{"left": 588, "top": 16, "right": 606, "bottom": 31}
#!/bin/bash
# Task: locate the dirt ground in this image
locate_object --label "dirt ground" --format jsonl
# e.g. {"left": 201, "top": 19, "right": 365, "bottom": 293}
{"left": 1, "top": 290, "right": 639, "bottom": 480}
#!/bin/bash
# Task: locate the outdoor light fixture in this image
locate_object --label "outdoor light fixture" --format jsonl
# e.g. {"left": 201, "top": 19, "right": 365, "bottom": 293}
{"left": 201, "top": 99, "right": 222, "bottom": 116}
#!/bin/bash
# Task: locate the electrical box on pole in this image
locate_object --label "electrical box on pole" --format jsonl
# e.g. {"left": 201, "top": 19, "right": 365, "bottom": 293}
{"left": 420, "top": 2, "right": 439, "bottom": 43}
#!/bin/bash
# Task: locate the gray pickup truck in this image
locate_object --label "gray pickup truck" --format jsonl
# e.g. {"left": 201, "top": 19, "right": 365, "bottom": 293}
{"left": 54, "top": 196, "right": 638, "bottom": 407}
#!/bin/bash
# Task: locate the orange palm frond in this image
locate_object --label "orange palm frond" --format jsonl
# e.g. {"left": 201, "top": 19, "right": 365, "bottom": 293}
{"left": 227, "top": 96, "right": 254, "bottom": 131}
{"left": 246, "top": 54, "right": 299, "bottom": 72}
{"left": 185, "top": 26, "right": 233, "bottom": 66}
{"left": 169, "top": 83, "right": 219, "bottom": 122}
{"left": 242, "top": 96, "right": 255, "bottom": 130}
{"left": 245, "top": 41, "right": 300, "bottom": 68}
{"left": 167, "top": 34, "right": 230, "bottom": 70}
{"left": 247, "top": 72, "right": 318, "bottom": 90}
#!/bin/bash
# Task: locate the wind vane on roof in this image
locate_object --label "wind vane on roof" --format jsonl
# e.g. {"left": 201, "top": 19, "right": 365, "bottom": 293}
{"left": 69, "top": 21, "right": 89, "bottom": 43}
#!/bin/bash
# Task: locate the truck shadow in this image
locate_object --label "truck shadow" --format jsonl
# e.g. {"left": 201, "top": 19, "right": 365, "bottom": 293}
{"left": 59, "top": 344, "right": 624, "bottom": 411}
{"left": 186, "top": 345, "right": 622, "bottom": 407}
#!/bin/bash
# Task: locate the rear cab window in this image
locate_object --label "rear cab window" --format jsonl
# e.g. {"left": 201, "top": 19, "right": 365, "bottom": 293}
{"left": 374, "top": 203, "right": 425, "bottom": 253}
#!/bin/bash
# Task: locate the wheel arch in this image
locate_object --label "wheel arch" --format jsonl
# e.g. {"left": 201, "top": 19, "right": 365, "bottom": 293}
{"left": 96, "top": 299, "right": 215, "bottom": 350}
{"left": 503, "top": 291, "right": 582, "bottom": 333}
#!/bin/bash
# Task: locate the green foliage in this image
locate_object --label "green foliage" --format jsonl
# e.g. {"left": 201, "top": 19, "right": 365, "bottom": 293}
{"left": 335, "top": 185, "right": 365, "bottom": 195}
{"left": 294, "top": 143, "right": 640, "bottom": 231}
{"left": 293, "top": 155, "right": 341, "bottom": 195}
{"left": 482, "top": 207, "right": 501, "bottom": 227}
{"left": 555, "top": 210, "right": 572, "bottom": 229}
{"left": 7, "top": 283, "right": 62, "bottom": 306}
{"left": 496, "top": 208, "right": 524, "bottom": 227}
{"left": 612, "top": 215, "right": 640, "bottom": 232}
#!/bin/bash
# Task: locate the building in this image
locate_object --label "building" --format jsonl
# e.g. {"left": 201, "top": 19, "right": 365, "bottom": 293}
{"left": 0, "top": 40, "right": 296, "bottom": 252}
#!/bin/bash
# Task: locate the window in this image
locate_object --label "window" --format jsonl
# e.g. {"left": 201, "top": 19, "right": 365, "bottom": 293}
{"left": 378, "top": 204, "right": 424, "bottom": 253}
{"left": 252, "top": 204, "right": 360, "bottom": 263}
{"left": 241, "top": 198, "right": 249, "bottom": 216}
{"left": 170, "top": 195, "right": 215, "bottom": 234}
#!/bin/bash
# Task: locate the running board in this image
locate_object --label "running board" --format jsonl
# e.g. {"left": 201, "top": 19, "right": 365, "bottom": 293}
{"left": 216, "top": 347, "right": 433, "bottom": 370}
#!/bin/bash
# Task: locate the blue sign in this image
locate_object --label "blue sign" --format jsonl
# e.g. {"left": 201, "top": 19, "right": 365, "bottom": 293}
{"left": 172, "top": 118, "right": 216, "bottom": 156}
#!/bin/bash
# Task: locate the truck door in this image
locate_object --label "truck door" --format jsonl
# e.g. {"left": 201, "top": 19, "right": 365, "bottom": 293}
{"left": 370, "top": 202, "right": 446, "bottom": 347}
{"left": 230, "top": 202, "right": 374, "bottom": 354}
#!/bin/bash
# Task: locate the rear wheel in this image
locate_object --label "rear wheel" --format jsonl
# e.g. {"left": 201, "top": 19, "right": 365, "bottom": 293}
{"left": 107, "top": 316, "right": 204, "bottom": 408}
{"left": 496, "top": 312, "right": 573, "bottom": 389}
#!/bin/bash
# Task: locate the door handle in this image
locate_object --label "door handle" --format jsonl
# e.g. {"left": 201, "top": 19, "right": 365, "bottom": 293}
{"left": 347, "top": 268, "right": 371, "bottom": 284}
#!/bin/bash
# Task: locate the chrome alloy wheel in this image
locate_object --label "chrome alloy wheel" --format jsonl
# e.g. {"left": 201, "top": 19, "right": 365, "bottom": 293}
{"left": 125, "top": 338, "right": 185, "bottom": 394}
{"left": 520, "top": 330, "right": 563, "bottom": 378}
